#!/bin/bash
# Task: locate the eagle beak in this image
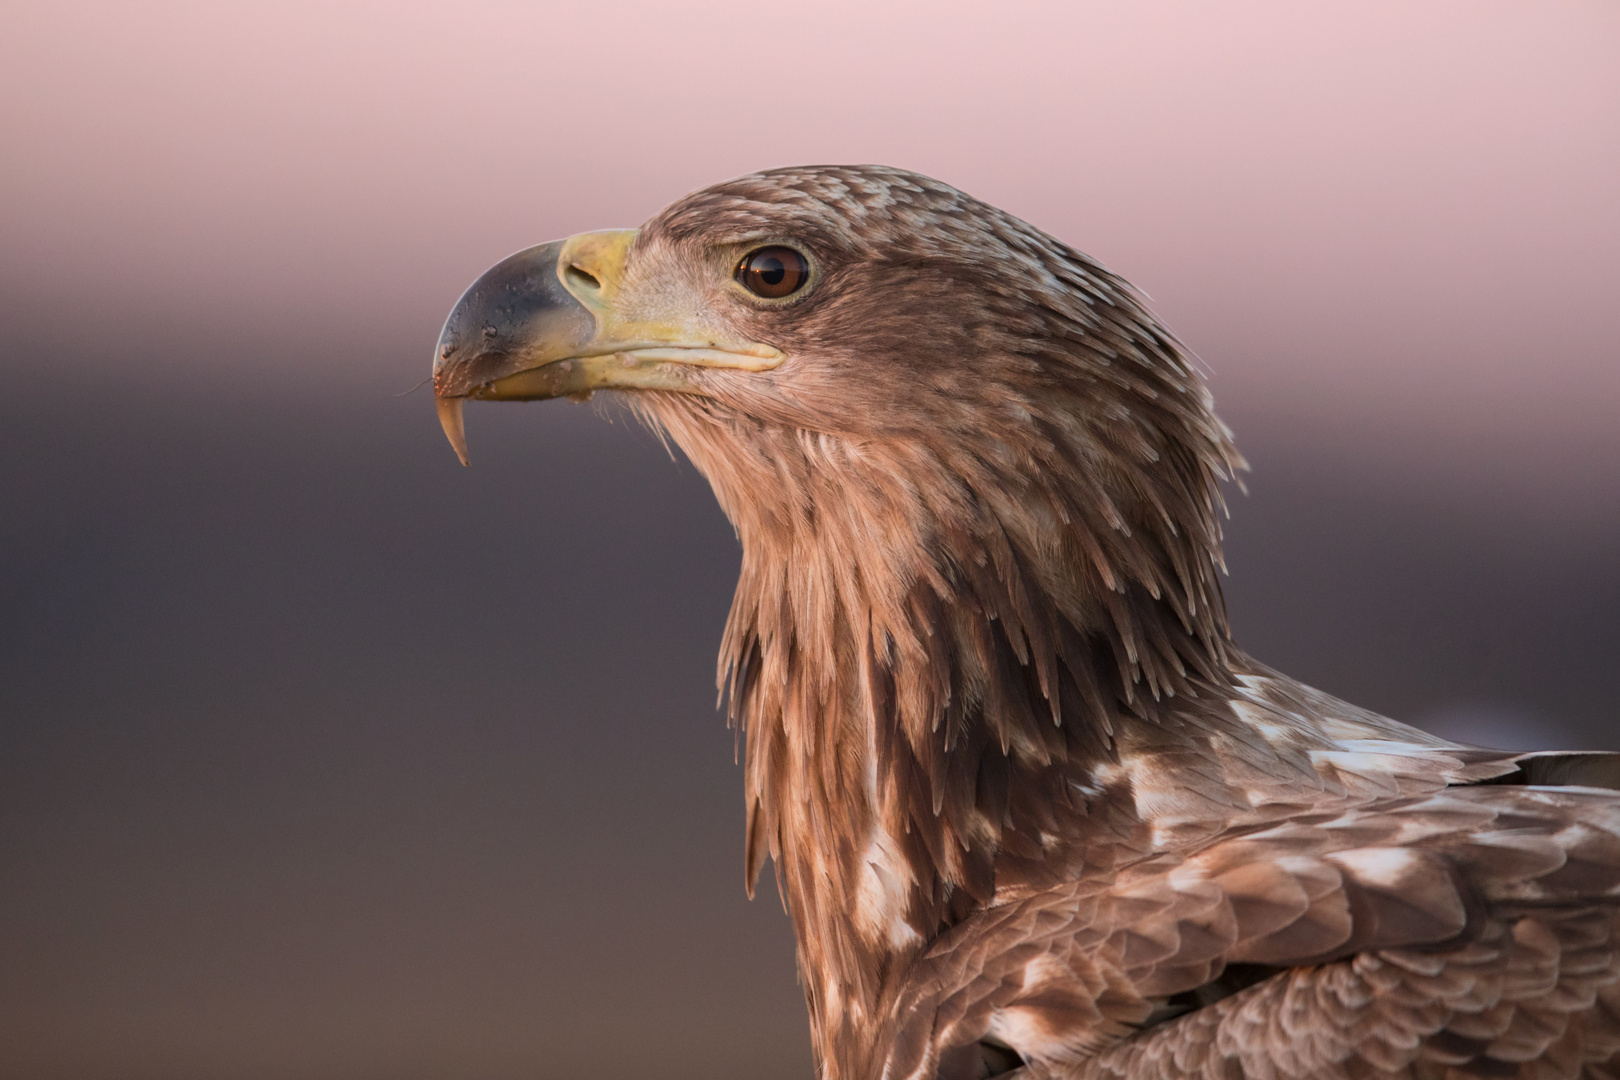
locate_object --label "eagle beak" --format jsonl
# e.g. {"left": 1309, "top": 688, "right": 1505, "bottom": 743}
{"left": 431, "top": 229, "right": 782, "bottom": 465}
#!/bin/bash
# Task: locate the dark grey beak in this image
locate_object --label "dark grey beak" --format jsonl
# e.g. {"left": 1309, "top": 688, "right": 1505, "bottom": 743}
{"left": 429, "top": 228, "right": 780, "bottom": 466}
{"left": 432, "top": 241, "right": 595, "bottom": 402}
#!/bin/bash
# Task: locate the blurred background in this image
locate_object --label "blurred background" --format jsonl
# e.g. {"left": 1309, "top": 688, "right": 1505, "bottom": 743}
{"left": 1, "top": 2, "right": 1615, "bottom": 1077}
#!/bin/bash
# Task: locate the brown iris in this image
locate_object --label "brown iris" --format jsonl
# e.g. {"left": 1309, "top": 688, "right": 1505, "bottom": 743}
{"left": 735, "top": 246, "right": 810, "bottom": 299}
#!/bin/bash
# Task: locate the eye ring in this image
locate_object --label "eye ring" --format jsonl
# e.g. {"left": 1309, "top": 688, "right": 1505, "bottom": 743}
{"left": 734, "top": 246, "right": 811, "bottom": 300}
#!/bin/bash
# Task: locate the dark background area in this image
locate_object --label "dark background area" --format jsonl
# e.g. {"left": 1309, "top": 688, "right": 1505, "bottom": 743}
{"left": 2, "top": 3, "right": 1616, "bottom": 1078}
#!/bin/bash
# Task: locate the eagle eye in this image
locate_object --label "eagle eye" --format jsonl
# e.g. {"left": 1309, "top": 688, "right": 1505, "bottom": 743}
{"left": 735, "top": 246, "right": 810, "bottom": 300}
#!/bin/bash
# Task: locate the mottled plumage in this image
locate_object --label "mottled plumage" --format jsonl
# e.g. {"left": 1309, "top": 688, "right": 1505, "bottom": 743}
{"left": 431, "top": 166, "right": 1620, "bottom": 1080}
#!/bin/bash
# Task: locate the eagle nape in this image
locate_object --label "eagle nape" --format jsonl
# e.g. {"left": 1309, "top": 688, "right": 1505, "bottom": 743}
{"left": 429, "top": 166, "right": 1620, "bottom": 1080}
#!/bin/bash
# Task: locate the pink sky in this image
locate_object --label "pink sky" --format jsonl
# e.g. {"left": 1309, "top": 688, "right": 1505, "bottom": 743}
{"left": 2, "top": 1, "right": 1616, "bottom": 494}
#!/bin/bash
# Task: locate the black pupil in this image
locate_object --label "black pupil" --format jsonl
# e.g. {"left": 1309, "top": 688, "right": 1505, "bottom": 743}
{"left": 739, "top": 246, "right": 807, "bottom": 298}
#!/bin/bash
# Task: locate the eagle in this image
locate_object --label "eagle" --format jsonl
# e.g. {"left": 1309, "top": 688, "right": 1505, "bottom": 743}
{"left": 430, "top": 166, "right": 1620, "bottom": 1080}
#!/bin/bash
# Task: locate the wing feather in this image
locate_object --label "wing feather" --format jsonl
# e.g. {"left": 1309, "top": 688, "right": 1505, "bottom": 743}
{"left": 880, "top": 785, "right": 1620, "bottom": 1080}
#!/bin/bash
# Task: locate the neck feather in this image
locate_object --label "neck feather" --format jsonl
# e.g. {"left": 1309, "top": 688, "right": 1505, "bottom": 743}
{"left": 640, "top": 390, "right": 1241, "bottom": 1066}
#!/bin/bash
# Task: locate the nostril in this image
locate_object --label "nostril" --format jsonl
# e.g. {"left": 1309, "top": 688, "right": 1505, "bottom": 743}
{"left": 566, "top": 264, "right": 601, "bottom": 291}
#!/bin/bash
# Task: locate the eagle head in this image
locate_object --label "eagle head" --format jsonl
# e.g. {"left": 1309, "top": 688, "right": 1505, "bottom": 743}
{"left": 433, "top": 166, "right": 1241, "bottom": 694}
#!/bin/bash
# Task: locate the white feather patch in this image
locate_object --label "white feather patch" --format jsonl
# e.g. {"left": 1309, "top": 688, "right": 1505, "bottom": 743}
{"left": 1327, "top": 846, "right": 1421, "bottom": 889}
{"left": 854, "top": 831, "right": 922, "bottom": 949}
{"left": 984, "top": 955, "right": 1089, "bottom": 1062}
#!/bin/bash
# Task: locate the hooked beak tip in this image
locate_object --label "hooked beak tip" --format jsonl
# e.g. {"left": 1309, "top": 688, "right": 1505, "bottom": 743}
{"left": 437, "top": 396, "right": 470, "bottom": 467}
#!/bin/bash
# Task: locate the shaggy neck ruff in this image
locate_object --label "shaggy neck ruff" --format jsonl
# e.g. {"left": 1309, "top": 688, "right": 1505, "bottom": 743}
{"left": 643, "top": 386, "right": 1242, "bottom": 1070}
